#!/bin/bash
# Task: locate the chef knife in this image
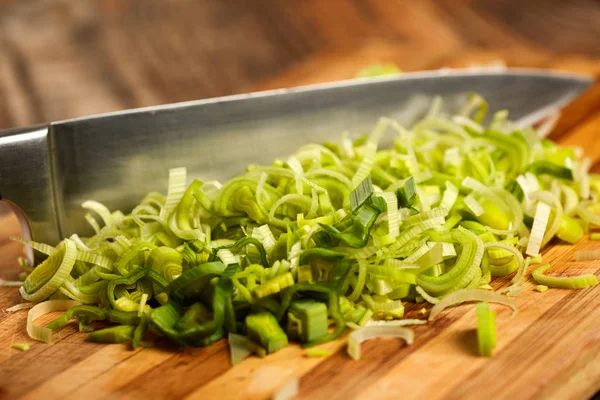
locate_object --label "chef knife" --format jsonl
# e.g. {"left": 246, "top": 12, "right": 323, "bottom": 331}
{"left": 0, "top": 69, "right": 592, "bottom": 256}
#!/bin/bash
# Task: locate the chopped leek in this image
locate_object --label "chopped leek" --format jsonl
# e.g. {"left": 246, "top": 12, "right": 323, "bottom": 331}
{"left": 525, "top": 201, "right": 551, "bottom": 256}
{"left": 350, "top": 176, "right": 374, "bottom": 212}
{"left": 11, "top": 343, "right": 30, "bottom": 351}
{"left": 246, "top": 312, "right": 288, "bottom": 354}
{"left": 535, "top": 285, "right": 548, "bottom": 293}
{"left": 229, "top": 333, "right": 253, "bottom": 366}
{"left": 27, "top": 300, "right": 80, "bottom": 343}
{"left": 429, "top": 289, "right": 517, "bottom": 321}
{"left": 304, "top": 348, "right": 331, "bottom": 357}
{"left": 287, "top": 299, "right": 328, "bottom": 343}
{"left": 347, "top": 326, "right": 413, "bottom": 360}
{"left": 10, "top": 94, "right": 600, "bottom": 360}
{"left": 531, "top": 263, "right": 598, "bottom": 289}
{"left": 476, "top": 302, "right": 496, "bottom": 357}
{"left": 88, "top": 325, "right": 135, "bottom": 343}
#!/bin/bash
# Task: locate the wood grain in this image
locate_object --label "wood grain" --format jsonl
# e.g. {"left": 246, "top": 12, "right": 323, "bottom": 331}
{"left": 2, "top": 1, "right": 600, "bottom": 399}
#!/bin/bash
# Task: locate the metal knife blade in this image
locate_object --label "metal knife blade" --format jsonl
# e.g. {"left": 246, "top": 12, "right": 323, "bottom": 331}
{"left": 0, "top": 69, "right": 593, "bottom": 247}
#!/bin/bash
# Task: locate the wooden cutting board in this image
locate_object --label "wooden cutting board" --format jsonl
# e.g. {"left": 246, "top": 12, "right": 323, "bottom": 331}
{"left": 1, "top": 46, "right": 600, "bottom": 400}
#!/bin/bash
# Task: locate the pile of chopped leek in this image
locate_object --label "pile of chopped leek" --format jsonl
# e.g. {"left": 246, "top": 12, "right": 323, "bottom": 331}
{"left": 9, "top": 94, "right": 600, "bottom": 361}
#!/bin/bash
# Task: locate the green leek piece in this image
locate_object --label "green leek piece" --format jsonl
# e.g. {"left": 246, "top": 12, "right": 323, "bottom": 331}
{"left": 175, "top": 302, "right": 212, "bottom": 332}
{"left": 591, "top": 233, "right": 600, "bottom": 240}
{"left": 47, "top": 305, "right": 106, "bottom": 330}
{"left": 320, "top": 197, "right": 385, "bottom": 248}
{"left": 212, "top": 237, "right": 269, "bottom": 267}
{"left": 304, "top": 348, "right": 331, "bottom": 357}
{"left": 476, "top": 302, "right": 496, "bottom": 357}
{"left": 287, "top": 299, "right": 328, "bottom": 343}
{"left": 155, "top": 292, "right": 169, "bottom": 305}
{"left": 535, "top": 285, "right": 548, "bottom": 293}
{"left": 107, "top": 309, "right": 140, "bottom": 325}
{"left": 246, "top": 312, "right": 288, "bottom": 354}
{"left": 149, "top": 300, "right": 185, "bottom": 345}
{"left": 277, "top": 283, "right": 345, "bottom": 347}
{"left": 531, "top": 264, "right": 598, "bottom": 289}
{"left": 147, "top": 247, "right": 183, "bottom": 282}
{"left": 20, "top": 239, "right": 77, "bottom": 302}
{"left": 395, "top": 177, "right": 417, "bottom": 208}
{"left": 299, "top": 249, "right": 351, "bottom": 292}
{"left": 350, "top": 176, "right": 374, "bottom": 212}
{"left": 132, "top": 313, "right": 148, "bottom": 349}
{"left": 416, "top": 227, "right": 484, "bottom": 296}
{"left": 169, "top": 262, "right": 226, "bottom": 303}
{"left": 529, "top": 255, "right": 543, "bottom": 264}
{"left": 488, "top": 256, "right": 519, "bottom": 277}
{"left": 297, "top": 264, "right": 314, "bottom": 283}
{"left": 11, "top": 343, "right": 30, "bottom": 351}
{"left": 526, "top": 161, "right": 573, "bottom": 180}
{"left": 178, "top": 264, "right": 239, "bottom": 344}
{"left": 477, "top": 198, "right": 511, "bottom": 231}
{"left": 556, "top": 215, "right": 584, "bottom": 244}
{"left": 114, "top": 242, "right": 157, "bottom": 276}
{"left": 107, "top": 268, "right": 169, "bottom": 309}
{"left": 253, "top": 272, "right": 295, "bottom": 299}
{"left": 88, "top": 325, "right": 135, "bottom": 344}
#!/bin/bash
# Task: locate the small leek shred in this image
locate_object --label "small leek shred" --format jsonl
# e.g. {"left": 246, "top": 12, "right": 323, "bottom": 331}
{"left": 429, "top": 289, "right": 517, "bottom": 321}
{"left": 229, "top": 333, "right": 253, "bottom": 366}
{"left": 0, "top": 279, "right": 23, "bottom": 288}
{"left": 11, "top": 343, "right": 30, "bottom": 351}
{"left": 27, "top": 300, "right": 81, "bottom": 343}
{"left": 525, "top": 202, "right": 551, "bottom": 256}
{"left": 10, "top": 94, "right": 600, "bottom": 358}
{"left": 347, "top": 326, "right": 413, "bottom": 360}
{"left": 531, "top": 264, "right": 598, "bottom": 289}
{"left": 350, "top": 176, "right": 374, "bottom": 212}
{"left": 590, "top": 233, "right": 600, "bottom": 240}
{"left": 246, "top": 312, "right": 288, "bottom": 354}
{"left": 529, "top": 255, "right": 543, "bottom": 264}
{"left": 304, "top": 348, "right": 331, "bottom": 358}
{"left": 88, "top": 325, "right": 135, "bottom": 344}
{"left": 476, "top": 302, "right": 496, "bottom": 357}
{"left": 535, "top": 285, "right": 548, "bottom": 293}
{"left": 6, "top": 303, "right": 34, "bottom": 313}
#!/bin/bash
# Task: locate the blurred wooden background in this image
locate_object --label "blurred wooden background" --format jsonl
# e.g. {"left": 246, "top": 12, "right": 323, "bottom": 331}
{"left": 1, "top": 0, "right": 600, "bottom": 130}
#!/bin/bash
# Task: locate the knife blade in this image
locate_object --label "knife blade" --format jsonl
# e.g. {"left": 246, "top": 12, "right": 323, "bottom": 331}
{"left": 0, "top": 69, "right": 592, "bottom": 248}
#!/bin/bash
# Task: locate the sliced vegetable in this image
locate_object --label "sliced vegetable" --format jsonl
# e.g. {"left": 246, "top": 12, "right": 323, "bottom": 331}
{"left": 88, "top": 325, "right": 135, "bottom": 343}
{"left": 476, "top": 302, "right": 496, "bottom": 357}
{"left": 304, "top": 348, "right": 331, "bottom": 357}
{"left": 531, "top": 264, "right": 598, "bottom": 289}
{"left": 535, "top": 285, "right": 548, "bottom": 293}
{"left": 246, "top": 312, "right": 288, "bottom": 354}
{"left": 9, "top": 93, "right": 600, "bottom": 360}
{"left": 287, "top": 299, "right": 329, "bottom": 343}
{"left": 26, "top": 300, "right": 80, "bottom": 343}
{"left": 229, "top": 333, "right": 253, "bottom": 366}
{"left": 347, "top": 326, "right": 413, "bottom": 360}
{"left": 429, "top": 289, "right": 517, "bottom": 321}
{"left": 20, "top": 239, "right": 77, "bottom": 302}
{"left": 11, "top": 343, "right": 30, "bottom": 351}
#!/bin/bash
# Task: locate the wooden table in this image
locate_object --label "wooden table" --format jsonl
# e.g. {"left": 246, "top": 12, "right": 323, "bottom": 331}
{"left": 2, "top": 1, "right": 600, "bottom": 399}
